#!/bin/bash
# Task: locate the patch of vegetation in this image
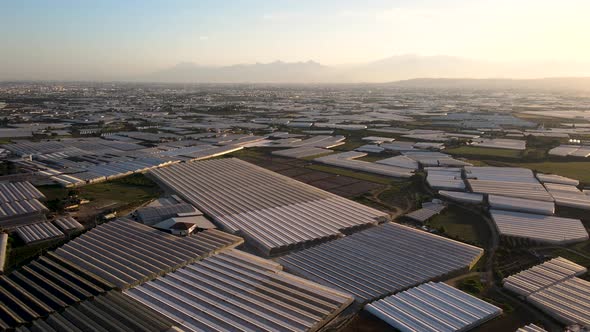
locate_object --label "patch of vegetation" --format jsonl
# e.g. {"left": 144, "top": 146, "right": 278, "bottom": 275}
{"left": 458, "top": 277, "right": 485, "bottom": 296}
{"left": 39, "top": 174, "right": 162, "bottom": 217}
{"left": 501, "top": 161, "right": 590, "bottom": 184}
{"left": 78, "top": 173, "right": 161, "bottom": 204}
{"left": 228, "top": 147, "right": 268, "bottom": 159}
{"left": 426, "top": 205, "right": 491, "bottom": 247}
{"left": 4, "top": 237, "right": 66, "bottom": 272}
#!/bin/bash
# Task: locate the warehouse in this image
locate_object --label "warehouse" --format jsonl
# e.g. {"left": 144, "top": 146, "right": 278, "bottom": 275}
{"left": 271, "top": 146, "right": 333, "bottom": 159}
{"left": 314, "top": 152, "right": 414, "bottom": 178}
{"left": 125, "top": 249, "right": 353, "bottom": 332}
{"left": 543, "top": 182, "right": 590, "bottom": 210}
{"left": 488, "top": 195, "right": 555, "bottom": 215}
{"left": 14, "top": 291, "right": 180, "bottom": 332}
{"left": 503, "top": 258, "right": 590, "bottom": 327}
{"left": 0, "top": 252, "right": 116, "bottom": 328}
{"left": 490, "top": 209, "right": 588, "bottom": 245}
{"left": 278, "top": 223, "right": 484, "bottom": 303}
{"left": 365, "top": 282, "right": 502, "bottom": 332}
{"left": 15, "top": 222, "right": 65, "bottom": 245}
{"left": 52, "top": 218, "right": 244, "bottom": 288}
{"left": 150, "top": 158, "right": 389, "bottom": 255}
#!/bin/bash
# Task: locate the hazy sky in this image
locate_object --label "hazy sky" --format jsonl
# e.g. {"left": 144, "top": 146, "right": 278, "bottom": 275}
{"left": 1, "top": 0, "right": 589, "bottom": 80}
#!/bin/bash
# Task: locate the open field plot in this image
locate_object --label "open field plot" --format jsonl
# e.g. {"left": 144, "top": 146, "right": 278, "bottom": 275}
{"left": 229, "top": 148, "right": 392, "bottom": 195}
{"left": 235, "top": 151, "right": 428, "bottom": 217}
{"left": 39, "top": 173, "right": 162, "bottom": 221}
{"left": 426, "top": 204, "right": 491, "bottom": 247}
{"left": 446, "top": 146, "right": 523, "bottom": 159}
{"left": 507, "top": 161, "right": 590, "bottom": 184}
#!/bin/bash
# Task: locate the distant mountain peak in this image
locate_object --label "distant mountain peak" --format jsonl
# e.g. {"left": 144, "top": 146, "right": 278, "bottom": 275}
{"left": 143, "top": 55, "right": 590, "bottom": 84}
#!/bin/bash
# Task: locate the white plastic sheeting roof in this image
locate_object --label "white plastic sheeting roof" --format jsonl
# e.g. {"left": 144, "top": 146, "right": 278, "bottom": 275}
{"left": 278, "top": 223, "right": 484, "bottom": 303}
{"left": 544, "top": 182, "right": 590, "bottom": 210}
{"left": 52, "top": 218, "right": 244, "bottom": 288}
{"left": 488, "top": 195, "right": 555, "bottom": 215}
{"left": 439, "top": 191, "right": 483, "bottom": 204}
{"left": 503, "top": 257, "right": 590, "bottom": 327}
{"left": 52, "top": 216, "right": 84, "bottom": 231}
{"left": 314, "top": 152, "right": 414, "bottom": 178}
{"left": 536, "top": 173, "right": 579, "bottom": 186}
{"left": 125, "top": 249, "right": 353, "bottom": 332}
{"left": 365, "top": 282, "right": 502, "bottom": 332}
{"left": 490, "top": 209, "right": 588, "bottom": 245}
{"left": 516, "top": 324, "right": 547, "bottom": 332}
{"left": 150, "top": 158, "right": 388, "bottom": 255}
{"left": 16, "top": 222, "right": 64, "bottom": 244}
{"left": 271, "top": 146, "right": 333, "bottom": 159}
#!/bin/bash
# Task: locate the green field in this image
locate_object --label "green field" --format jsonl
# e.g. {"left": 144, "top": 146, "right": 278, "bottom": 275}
{"left": 78, "top": 174, "right": 161, "bottom": 204}
{"left": 502, "top": 161, "right": 590, "bottom": 184}
{"left": 427, "top": 205, "right": 491, "bottom": 247}
{"left": 445, "top": 146, "right": 523, "bottom": 159}
{"left": 38, "top": 173, "right": 162, "bottom": 216}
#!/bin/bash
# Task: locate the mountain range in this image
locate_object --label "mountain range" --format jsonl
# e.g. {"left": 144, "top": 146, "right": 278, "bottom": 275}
{"left": 144, "top": 55, "right": 590, "bottom": 89}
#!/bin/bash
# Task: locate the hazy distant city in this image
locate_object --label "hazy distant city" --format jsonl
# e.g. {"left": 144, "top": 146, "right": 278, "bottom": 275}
{"left": 1, "top": 1, "right": 590, "bottom": 332}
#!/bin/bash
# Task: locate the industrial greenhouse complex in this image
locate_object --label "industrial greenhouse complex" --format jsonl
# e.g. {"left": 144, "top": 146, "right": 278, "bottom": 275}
{"left": 1, "top": 81, "right": 590, "bottom": 332}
